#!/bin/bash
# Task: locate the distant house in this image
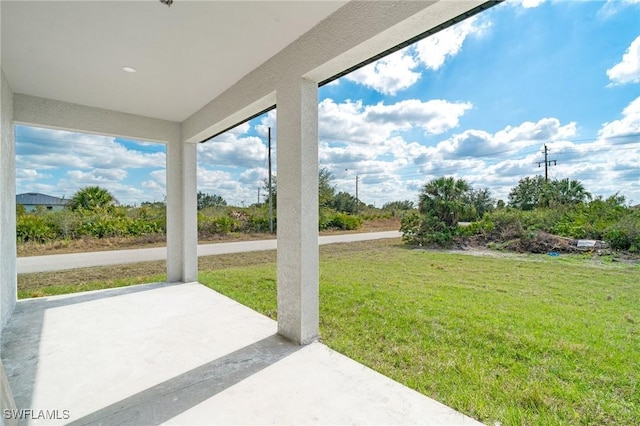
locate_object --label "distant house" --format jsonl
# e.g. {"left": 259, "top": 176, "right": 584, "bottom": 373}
{"left": 16, "top": 193, "right": 69, "bottom": 212}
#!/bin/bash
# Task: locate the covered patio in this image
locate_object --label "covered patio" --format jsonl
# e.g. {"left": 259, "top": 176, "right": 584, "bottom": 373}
{"left": 1, "top": 1, "right": 494, "bottom": 424}
{"left": 2, "top": 281, "right": 480, "bottom": 425}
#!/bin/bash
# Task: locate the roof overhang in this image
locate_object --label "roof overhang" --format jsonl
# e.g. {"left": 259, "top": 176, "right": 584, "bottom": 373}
{"left": 2, "top": 1, "right": 495, "bottom": 143}
{"left": 1, "top": 0, "right": 347, "bottom": 123}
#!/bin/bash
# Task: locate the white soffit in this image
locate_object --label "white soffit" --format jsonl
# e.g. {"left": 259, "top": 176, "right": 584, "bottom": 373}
{"left": 1, "top": 0, "right": 347, "bottom": 122}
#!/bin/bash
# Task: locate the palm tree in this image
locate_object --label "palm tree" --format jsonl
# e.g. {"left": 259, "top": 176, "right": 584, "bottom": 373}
{"left": 509, "top": 177, "right": 591, "bottom": 210}
{"left": 551, "top": 178, "right": 592, "bottom": 205}
{"left": 419, "top": 177, "right": 471, "bottom": 227}
{"left": 68, "top": 186, "right": 117, "bottom": 211}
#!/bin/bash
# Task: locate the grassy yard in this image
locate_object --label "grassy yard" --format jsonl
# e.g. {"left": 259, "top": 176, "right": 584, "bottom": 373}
{"left": 198, "top": 241, "right": 639, "bottom": 425}
{"left": 18, "top": 239, "right": 639, "bottom": 424}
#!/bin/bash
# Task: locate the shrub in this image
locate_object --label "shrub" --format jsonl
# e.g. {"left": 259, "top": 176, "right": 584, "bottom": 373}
{"left": 319, "top": 208, "right": 333, "bottom": 231}
{"left": 457, "top": 221, "right": 488, "bottom": 238}
{"left": 131, "top": 205, "right": 166, "bottom": 233}
{"left": 198, "top": 214, "right": 237, "bottom": 235}
{"left": 552, "top": 197, "right": 628, "bottom": 240}
{"left": 78, "top": 215, "right": 127, "bottom": 238}
{"left": 245, "top": 214, "right": 272, "bottom": 233}
{"left": 400, "top": 212, "right": 455, "bottom": 246}
{"left": 400, "top": 212, "right": 422, "bottom": 245}
{"left": 604, "top": 213, "right": 640, "bottom": 252}
{"left": 126, "top": 218, "right": 162, "bottom": 236}
{"left": 16, "top": 214, "right": 56, "bottom": 243}
{"left": 47, "top": 210, "right": 81, "bottom": 239}
{"left": 478, "top": 208, "right": 562, "bottom": 240}
{"left": 329, "top": 213, "right": 362, "bottom": 230}
{"left": 478, "top": 209, "right": 525, "bottom": 240}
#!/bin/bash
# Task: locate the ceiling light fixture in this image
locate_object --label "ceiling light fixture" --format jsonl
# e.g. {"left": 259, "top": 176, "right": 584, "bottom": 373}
{"left": 123, "top": 66, "right": 136, "bottom": 73}
{"left": 159, "top": 0, "right": 173, "bottom": 7}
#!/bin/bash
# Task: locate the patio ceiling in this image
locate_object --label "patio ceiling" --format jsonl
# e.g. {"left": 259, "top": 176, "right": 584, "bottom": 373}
{"left": 1, "top": 0, "right": 347, "bottom": 123}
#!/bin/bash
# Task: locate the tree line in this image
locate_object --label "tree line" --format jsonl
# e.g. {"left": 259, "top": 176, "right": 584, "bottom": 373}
{"left": 402, "top": 176, "right": 639, "bottom": 252}
{"left": 16, "top": 176, "right": 412, "bottom": 243}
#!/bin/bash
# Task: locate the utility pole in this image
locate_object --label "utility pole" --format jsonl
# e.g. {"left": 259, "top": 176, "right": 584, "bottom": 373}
{"left": 257, "top": 187, "right": 261, "bottom": 205}
{"left": 268, "top": 127, "right": 273, "bottom": 233}
{"left": 536, "top": 144, "right": 557, "bottom": 182}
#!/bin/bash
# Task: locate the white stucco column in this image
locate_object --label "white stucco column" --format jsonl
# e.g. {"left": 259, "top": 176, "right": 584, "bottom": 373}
{"left": 166, "top": 139, "right": 198, "bottom": 283}
{"left": 276, "top": 78, "right": 319, "bottom": 345}
{"left": 0, "top": 69, "right": 17, "bottom": 338}
{"left": 182, "top": 142, "right": 198, "bottom": 282}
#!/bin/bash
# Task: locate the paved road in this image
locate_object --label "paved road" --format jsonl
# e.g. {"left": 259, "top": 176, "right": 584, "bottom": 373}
{"left": 17, "top": 231, "right": 402, "bottom": 274}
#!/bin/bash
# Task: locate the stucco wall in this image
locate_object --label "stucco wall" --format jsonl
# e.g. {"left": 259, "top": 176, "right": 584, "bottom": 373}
{"left": 0, "top": 68, "right": 17, "bottom": 340}
{"left": 13, "top": 94, "right": 181, "bottom": 144}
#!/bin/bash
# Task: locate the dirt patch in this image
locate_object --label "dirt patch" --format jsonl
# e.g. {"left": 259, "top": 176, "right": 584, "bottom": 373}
{"left": 501, "top": 231, "right": 579, "bottom": 254}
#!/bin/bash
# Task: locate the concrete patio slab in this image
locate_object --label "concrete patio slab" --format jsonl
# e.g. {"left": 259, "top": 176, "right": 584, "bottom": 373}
{"left": 1, "top": 282, "right": 480, "bottom": 425}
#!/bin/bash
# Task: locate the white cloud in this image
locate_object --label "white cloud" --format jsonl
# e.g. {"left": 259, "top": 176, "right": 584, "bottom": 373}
{"left": 319, "top": 144, "right": 378, "bottom": 165}
{"left": 16, "top": 126, "right": 165, "bottom": 170}
{"left": 140, "top": 170, "right": 167, "bottom": 202}
{"left": 255, "top": 110, "right": 277, "bottom": 138}
{"left": 195, "top": 118, "right": 273, "bottom": 206}
{"left": 64, "top": 169, "right": 128, "bottom": 188}
{"left": 19, "top": 183, "right": 61, "bottom": 197}
{"left": 141, "top": 180, "right": 164, "bottom": 194}
{"left": 15, "top": 126, "right": 167, "bottom": 205}
{"left": 435, "top": 118, "right": 577, "bottom": 159}
{"left": 367, "top": 99, "right": 473, "bottom": 135}
{"left": 607, "top": 36, "right": 640, "bottom": 85}
{"left": 520, "top": 0, "right": 545, "bottom": 8}
{"left": 343, "top": 15, "right": 491, "bottom": 95}
{"left": 197, "top": 168, "right": 259, "bottom": 207}
{"left": 314, "top": 97, "right": 476, "bottom": 204}
{"left": 239, "top": 168, "right": 267, "bottom": 185}
{"left": 344, "top": 50, "right": 421, "bottom": 96}
{"left": 599, "top": 0, "right": 640, "bottom": 18}
{"left": 319, "top": 98, "right": 471, "bottom": 146}
{"left": 197, "top": 134, "right": 267, "bottom": 168}
{"left": 599, "top": 96, "right": 640, "bottom": 138}
{"left": 414, "top": 16, "right": 491, "bottom": 71}
{"left": 16, "top": 169, "right": 51, "bottom": 181}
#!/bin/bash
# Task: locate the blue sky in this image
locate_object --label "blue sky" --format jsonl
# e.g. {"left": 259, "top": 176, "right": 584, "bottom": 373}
{"left": 16, "top": 0, "right": 640, "bottom": 207}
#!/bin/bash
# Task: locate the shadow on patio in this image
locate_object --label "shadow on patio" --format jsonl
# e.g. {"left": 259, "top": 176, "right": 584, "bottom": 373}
{"left": 2, "top": 282, "right": 480, "bottom": 425}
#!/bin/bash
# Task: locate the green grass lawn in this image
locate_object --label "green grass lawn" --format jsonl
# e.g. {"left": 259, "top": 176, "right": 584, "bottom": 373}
{"left": 199, "top": 242, "right": 639, "bottom": 425}
{"left": 18, "top": 239, "right": 639, "bottom": 424}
